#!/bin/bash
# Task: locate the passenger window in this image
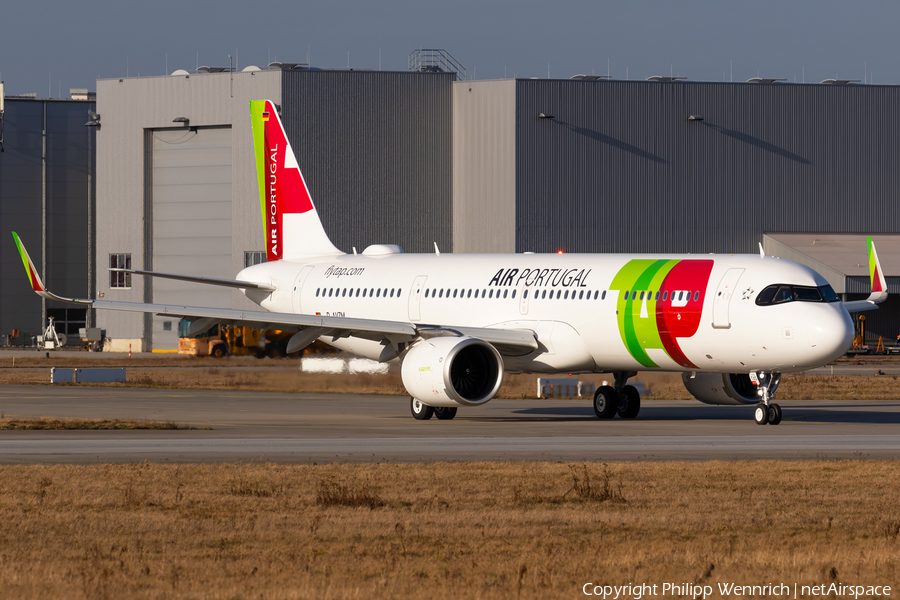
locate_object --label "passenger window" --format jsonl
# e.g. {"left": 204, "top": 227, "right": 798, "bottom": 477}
{"left": 564, "top": 290, "right": 569, "bottom": 300}
{"left": 439, "top": 289, "right": 444, "bottom": 298}
{"left": 489, "top": 290, "right": 493, "bottom": 299}
{"left": 579, "top": 290, "right": 584, "bottom": 300}
{"left": 512, "top": 290, "right": 516, "bottom": 299}
{"left": 356, "top": 289, "right": 360, "bottom": 297}
{"left": 541, "top": 290, "right": 547, "bottom": 299}
{"left": 375, "top": 289, "right": 380, "bottom": 298}
{"left": 316, "top": 289, "right": 320, "bottom": 297}
{"left": 452, "top": 290, "right": 457, "bottom": 298}
{"left": 639, "top": 291, "right": 644, "bottom": 300}
{"left": 467, "top": 290, "right": 472, "bottom": 298}
{"left": 524, "top": 290, "right": 529, "bottom": 299}
{"left": 693, "top": 291, "right": 699, "bottom": 302}
{"left": 328, "top": 289, "right": 333, "bottom": 297}
{"left": 425, "top": 289, "right": 429, "bottom": 298}
{"left": 556, "top": 290, "right": 561, "bottom": 299}
{"left": 503, "top": 290, "right": 508, "bottom": 299}
{"left": 663, "top": 291, "right": 668, "bottom": 301}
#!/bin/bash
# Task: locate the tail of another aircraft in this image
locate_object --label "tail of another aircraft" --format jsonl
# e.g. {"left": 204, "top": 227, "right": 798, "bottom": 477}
{"left": 843, "top": 237, "right": 888, "bottom": 313}
{"left": 868, "top": 236, "right": 887, "bottom": 300}
{"left": 250, "top": 100, "right": 342, "bottom": 261}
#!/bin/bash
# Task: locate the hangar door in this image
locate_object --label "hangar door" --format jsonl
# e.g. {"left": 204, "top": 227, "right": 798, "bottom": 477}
{"left": 150, "top": 127, "right": 233, "bottom": 350}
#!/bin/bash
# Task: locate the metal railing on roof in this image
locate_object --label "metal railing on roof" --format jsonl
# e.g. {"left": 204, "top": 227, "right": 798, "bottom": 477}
{"left": 408, "top": 49, "right": 466, "bottom": 81}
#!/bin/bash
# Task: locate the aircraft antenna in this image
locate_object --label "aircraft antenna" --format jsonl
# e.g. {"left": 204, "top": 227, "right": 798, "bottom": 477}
{"left": 433, "top": 242, "right": 441, "bottom": 256}
{"left": 759, "top": 243, "right": 765, "bottom": 258}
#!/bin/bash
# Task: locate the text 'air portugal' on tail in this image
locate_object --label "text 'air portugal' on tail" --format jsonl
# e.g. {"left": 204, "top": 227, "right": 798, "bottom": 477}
{"left": 249, "top": 100, "right": 342, "bottom": 261}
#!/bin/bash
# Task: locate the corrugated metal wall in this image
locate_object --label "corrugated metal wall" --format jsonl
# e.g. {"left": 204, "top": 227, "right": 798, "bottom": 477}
{"left": 281, "top": 70, "right": 454, "bottom": 253}
{"left": 0, "top": 99, "right": 94, "bottom": 341}
{"left": 514, "top": 80, "right": 900, "bottom": 254}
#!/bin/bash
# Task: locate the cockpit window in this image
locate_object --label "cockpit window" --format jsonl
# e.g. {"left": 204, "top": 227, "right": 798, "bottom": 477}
{"left": 756, "top": 284, "right": 841, "bottom": 306}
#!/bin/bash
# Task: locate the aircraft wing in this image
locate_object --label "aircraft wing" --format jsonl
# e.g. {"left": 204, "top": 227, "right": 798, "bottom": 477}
{"left": 843, "top": 237, "right": 889, "bottom": 313}
{"left": 12, "top": 232, "right": 538, "bottom": 356}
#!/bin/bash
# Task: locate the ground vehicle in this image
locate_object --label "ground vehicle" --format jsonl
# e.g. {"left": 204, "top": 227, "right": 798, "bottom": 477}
{"left": 177, "top": 320, "right": 292, "bottom": 358}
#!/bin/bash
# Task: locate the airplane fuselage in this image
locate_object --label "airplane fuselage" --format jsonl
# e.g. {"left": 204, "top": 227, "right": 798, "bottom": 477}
{"left": 238, "top": 251, "right": 854, "bottom": 375}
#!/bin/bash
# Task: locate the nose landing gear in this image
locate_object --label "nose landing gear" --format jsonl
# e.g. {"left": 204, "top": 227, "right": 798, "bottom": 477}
{"left": 752, "top": 371, "right": 782, "bottom": 425}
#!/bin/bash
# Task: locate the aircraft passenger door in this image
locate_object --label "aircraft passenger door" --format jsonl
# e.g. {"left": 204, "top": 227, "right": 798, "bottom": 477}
{"left": 712, "top": 268, "right": 745, "bottom": 329}
{"left": 518, "top": 284, "right": 530, "bottom": 315}
{"left": 408, "top": 275, "right": 428, "bottom": 321}
{"left": 292, "top": 266, "right": 315, "bottom": 313}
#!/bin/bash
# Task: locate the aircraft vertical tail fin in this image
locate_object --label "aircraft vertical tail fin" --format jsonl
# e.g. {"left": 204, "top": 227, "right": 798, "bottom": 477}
{"left": 250, "top": 100, "right": 342, "bottom": 261}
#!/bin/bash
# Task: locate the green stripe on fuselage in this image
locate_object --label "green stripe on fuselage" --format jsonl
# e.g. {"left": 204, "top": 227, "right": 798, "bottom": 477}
{"left": 611, "top": 259, "right": 678, "bottom": 368}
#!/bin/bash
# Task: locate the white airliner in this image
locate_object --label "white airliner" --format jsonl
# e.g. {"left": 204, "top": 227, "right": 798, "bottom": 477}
{"left": 13, "top": 100, "right": 888, "bottom": 425}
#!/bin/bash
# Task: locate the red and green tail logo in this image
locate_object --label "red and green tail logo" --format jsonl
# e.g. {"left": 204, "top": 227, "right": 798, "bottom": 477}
{"left": 868, "top": 236, "right": 884, "bottom": 293}
{"left": 611, "top": 259, "right": 714, "bottom": 369}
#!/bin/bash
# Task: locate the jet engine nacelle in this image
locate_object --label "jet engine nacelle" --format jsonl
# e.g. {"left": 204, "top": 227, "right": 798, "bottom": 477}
{"left": 682, "top": 372, "right": 782, "bottom": 405}
{"left": 401, "top": 336, "right": 504, "bottom": 408}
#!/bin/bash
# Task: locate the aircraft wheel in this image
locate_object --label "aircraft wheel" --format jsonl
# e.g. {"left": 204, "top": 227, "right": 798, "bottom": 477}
{"left": 434, "top": 407, "right": 458, "bottom": 420}
{"left": 754, "top": 403, "right": 769, "bottom": 425}
{"left": 617, "top": 385, "right": 641, "bottom": 419}
{"left": 768, "top": 403, "right": 783, "bottom": 425}
{"left": 593, "top": 386, "right": 618, "bottom": 419}
{"left": 411, "top": 398, "right": 434, "bottom": 421}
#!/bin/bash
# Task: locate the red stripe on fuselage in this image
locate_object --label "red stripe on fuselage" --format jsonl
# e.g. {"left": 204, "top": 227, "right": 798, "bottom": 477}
{"left": 655, "top": 260, "right": 714, "bottom": 368}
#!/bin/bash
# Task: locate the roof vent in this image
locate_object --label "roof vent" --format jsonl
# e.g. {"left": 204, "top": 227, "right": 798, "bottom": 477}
{"left": 362, "top": 244, "right": 404, "bottom": 256}
{"left": 571, "top": 74, "right": 610, "bottom": 81}
{"left": 646, "top": 76, "right": 687, "bottom": 82}
{"left": 820, "top": 79, "right": 860, "bottom": 85}
{"left": 746, "top": 78, "right": 787, "bottom": 84}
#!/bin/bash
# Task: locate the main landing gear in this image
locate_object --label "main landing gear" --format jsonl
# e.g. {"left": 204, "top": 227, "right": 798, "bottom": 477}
{"left": 752, "top": 371, "right": 782, "bottom": 426}
{"left": 593, "top": 371, "right": 641, "bottom": 420}
{"left": 410, "top": 398, "right": 457, "bottom": 421}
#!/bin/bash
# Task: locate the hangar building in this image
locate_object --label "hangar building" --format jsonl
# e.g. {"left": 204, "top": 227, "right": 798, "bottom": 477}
{"left": 0, "top": 92, "right": 96, "bottom": 344}
{"left": 6, "top": 60, "right": 900, "bottom": 350}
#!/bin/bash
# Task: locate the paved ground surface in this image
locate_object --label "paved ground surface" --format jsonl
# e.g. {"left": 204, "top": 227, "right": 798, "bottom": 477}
{"left": 1, "top": 385, "right": 898, "bottom": 464}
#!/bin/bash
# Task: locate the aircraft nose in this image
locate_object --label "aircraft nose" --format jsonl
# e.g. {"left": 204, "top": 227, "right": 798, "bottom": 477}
{"left": 808, "top": 304, "right": 854, "bottom": 363}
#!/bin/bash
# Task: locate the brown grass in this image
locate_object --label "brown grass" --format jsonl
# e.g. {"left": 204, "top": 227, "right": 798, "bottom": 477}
{"left": 0, "top": 461, "right": 897, "bottom": 599}
{"left": 1, "top": 356, "right": 899, "bottom": 399}
{"left": 0, "top": 418, "right": 205, "bottom": 430}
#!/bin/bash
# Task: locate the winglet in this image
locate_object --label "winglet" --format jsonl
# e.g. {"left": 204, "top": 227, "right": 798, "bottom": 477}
{"left": 12, "top": 232, "right": 47, "bottom": 293}
{"left": 10, "top": 232, "right": 89, "bottom": 305}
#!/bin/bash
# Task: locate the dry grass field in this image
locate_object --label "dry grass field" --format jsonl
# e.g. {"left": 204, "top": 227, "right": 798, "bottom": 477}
{"left": 0, "top": 357, "right": 898, "bottom": 400}
{"left": 0, "top": 418, "right": 203, "bottom": 430}
{"left": 0, "top": 460, "right": 897, "bottom": 599}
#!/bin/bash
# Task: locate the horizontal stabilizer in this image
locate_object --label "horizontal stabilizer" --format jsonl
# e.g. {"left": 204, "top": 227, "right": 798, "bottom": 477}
{"left": 111, "top": 269, "right": 276, "bottom": 292}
